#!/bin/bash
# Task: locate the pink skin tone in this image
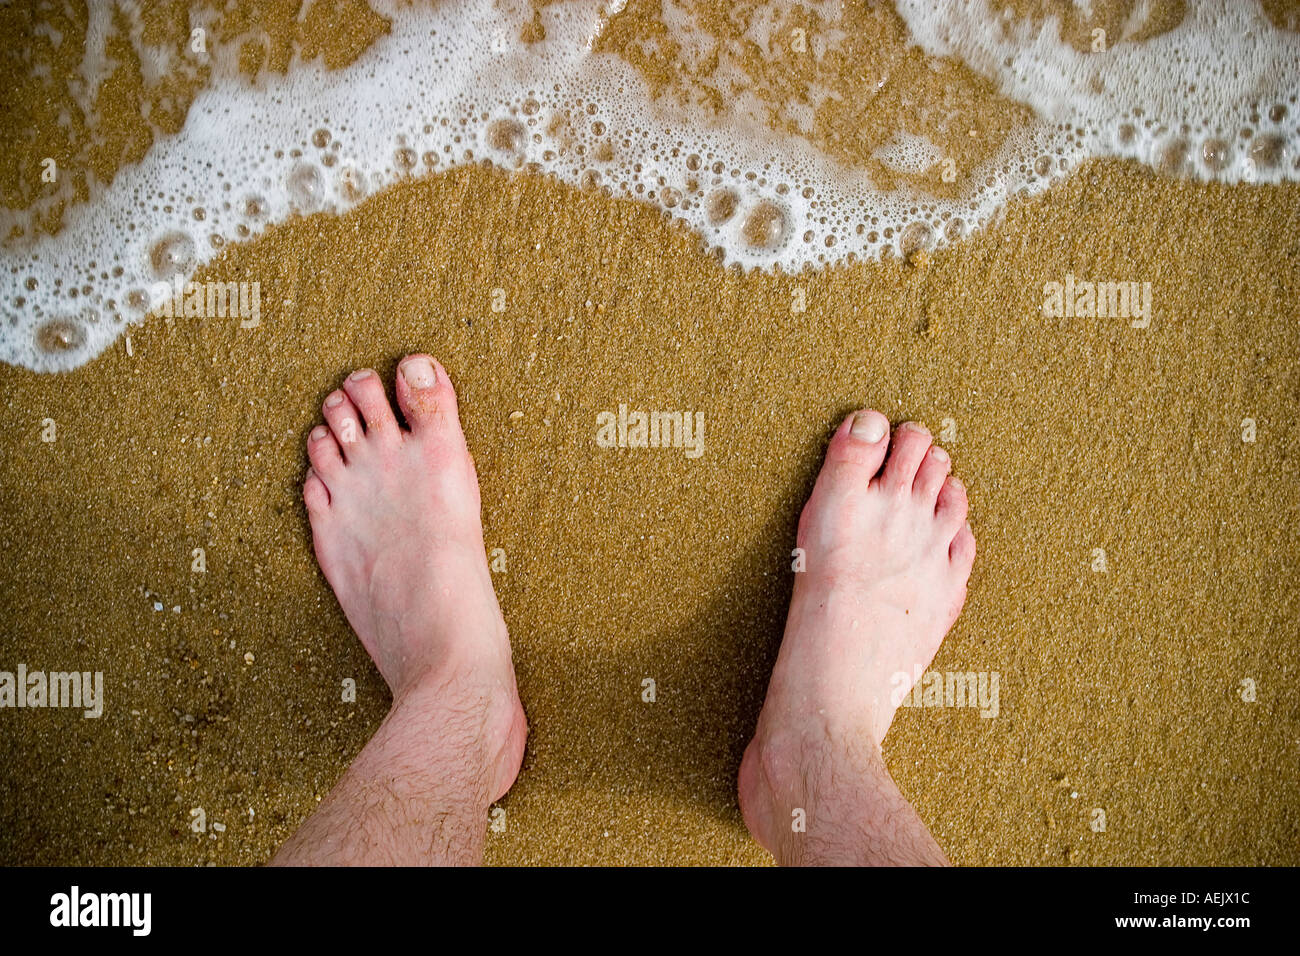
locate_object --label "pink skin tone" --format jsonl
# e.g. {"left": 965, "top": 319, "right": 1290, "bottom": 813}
{"left": 273, "top": 359, "right": 972, "bottom": 866}
{"left": 272, "top": 356, "right": 525, "bottom": 866}
{"left": 739, "top": 411, "right": 974, "bottom": 865}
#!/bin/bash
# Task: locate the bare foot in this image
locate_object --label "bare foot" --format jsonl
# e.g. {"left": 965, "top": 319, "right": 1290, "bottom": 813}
{"left": 302, "top": 355, "right": 526, "bottom": 804}
{"left": 738, "top": 411, "right": 975, "bottom": 866}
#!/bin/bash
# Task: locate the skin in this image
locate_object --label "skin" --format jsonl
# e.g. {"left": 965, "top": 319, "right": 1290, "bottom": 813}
{"left": 271, "top": 355, "right": 526, "bottom": 866}
{"left": 738, "top": 411, "right": 974, "bottom": 865}
{"left": 272, "top": 358, "right": 972, "bottom": 866}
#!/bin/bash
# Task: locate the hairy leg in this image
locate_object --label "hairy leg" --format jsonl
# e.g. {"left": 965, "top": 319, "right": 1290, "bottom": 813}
{"left": 740, "top": 411, "right": 974, "bottom": 866}
{"left": 271, "top": 356, "right": 526, "bottom": 866}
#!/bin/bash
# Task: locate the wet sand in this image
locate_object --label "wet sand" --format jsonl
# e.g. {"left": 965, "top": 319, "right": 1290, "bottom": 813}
{"left": 0, "top": 159, "right": 1297, "bottom": 864}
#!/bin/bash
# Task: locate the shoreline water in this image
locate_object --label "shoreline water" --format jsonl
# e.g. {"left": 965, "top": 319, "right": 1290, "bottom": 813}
{"left": 5, "top": 1, "right": 1297, "bottom": 371}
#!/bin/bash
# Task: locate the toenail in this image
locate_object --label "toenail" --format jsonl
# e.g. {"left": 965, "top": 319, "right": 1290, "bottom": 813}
{"left": 400, "top": 356, "right": 436, "bottom": 389}
{"left": 851, "top": 411, "right": 887, "bottom": 443}
{"left": 324, "top": 392, "right": 344, "bottom": 408}
{"left": 349, "top": 369, "right": 373, "bottom": 381}
{"left": 930, "top": 446, "right": 949, "bottom": 462}
{"left": 310, "top": 425, "right": 329, "bottom": 441}
{"left": 900, "top": 421, "right": 930, "bottom": 435}
{"left": 948, "top": 477, "right": 965, "bottom": 491}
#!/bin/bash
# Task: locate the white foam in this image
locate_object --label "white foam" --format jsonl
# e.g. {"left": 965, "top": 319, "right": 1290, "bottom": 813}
{"left": 875, "top": 133, "right": 947, "bottom": 175}
{"left": 2, "top": 0, "right": 1297, "bottom": 370}
{"left": 897, "top": 0, "right": 1300, "bottom": 183}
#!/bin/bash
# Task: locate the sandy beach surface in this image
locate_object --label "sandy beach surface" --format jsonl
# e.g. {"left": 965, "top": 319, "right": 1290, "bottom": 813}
{"left": 1, "top": 154, "right": 1297, "bottom": 864}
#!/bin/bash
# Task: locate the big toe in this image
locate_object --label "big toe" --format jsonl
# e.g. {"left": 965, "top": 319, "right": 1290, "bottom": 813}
{"left": 395, "top": 354, "right": 461, "bottom": 436}
{"left": 822, "top": 409, "right": 891, "bottom": 478}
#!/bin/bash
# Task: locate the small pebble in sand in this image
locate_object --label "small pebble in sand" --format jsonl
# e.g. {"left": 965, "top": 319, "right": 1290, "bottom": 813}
{"left": 509, "top": 410, "right": 524, "bottom": 422}
{"left": 243, "top": 652, "right": 255, "bottom": 665}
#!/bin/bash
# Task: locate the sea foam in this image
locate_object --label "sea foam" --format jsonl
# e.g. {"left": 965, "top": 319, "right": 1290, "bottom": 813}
{"left": 2, "top": 0, "right": 1297, "bottom": 370}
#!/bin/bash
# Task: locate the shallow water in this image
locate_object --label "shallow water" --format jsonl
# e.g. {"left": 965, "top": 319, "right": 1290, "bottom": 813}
{"left": 3, "top": 1, "right": 1298, "bottom": 368}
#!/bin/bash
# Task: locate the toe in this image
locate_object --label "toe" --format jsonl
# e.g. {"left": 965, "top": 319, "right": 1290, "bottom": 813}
{"left": 823, "top": 409, "right": 891, "bottom": 474}
{"left": 949, "top": 521, "right": 976, "bottom": 573}
{"left": 801, "top": 411, "right": 891, "bottom": 542}
{"left": 303, "top": 467, "right": 331, "bottom": 514}
{"left": 935, "top": 475, "right": 969, "bottom": 535}
{"left": 394, "top": 354, "right": 460, "bottom": 434}
{"left": 307, "top": 423, "right": 344, "bottom": 478}
{"left": 322, "top": 390, "right": 364, "bottom": 456}
{"left": 342, "top": 368, "right": 399, "bottom": 441}
{"left": 913, "top": 444, "right": 951, "bottom": 503}
{"left": 878, "top": 421, "right": 933, "bottom": 494}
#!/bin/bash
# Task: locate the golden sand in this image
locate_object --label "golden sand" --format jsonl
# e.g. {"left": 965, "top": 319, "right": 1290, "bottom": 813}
{"left": 1, "top": 158, "right": 1297, "bottom": 864}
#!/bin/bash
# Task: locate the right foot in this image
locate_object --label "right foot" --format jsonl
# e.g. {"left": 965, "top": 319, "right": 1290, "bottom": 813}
{"left": 302, "top": 355, "right": 526, "bottom": 803}
{"left": 739, "top": 411, "right": 975, "bottom": 865}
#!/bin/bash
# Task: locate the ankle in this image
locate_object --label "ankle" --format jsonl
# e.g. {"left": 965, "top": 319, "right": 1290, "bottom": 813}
{"left": 391, "top": 659, "right": 526, "bottom": 801}
{"left": 740, "top": 717, "right": 893, "bottom": 860}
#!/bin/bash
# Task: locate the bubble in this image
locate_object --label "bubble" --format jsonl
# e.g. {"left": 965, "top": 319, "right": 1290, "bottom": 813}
{"left": 741, "top": 200, "right": 788, "bottom": 250}
{"left": 312, "top": 128, "right": 330, "bottom": 148}
{"left": 1269, "top": 103, "right": 1288, "bottom": 123}
{"left": 522, "top": 98, "right": 540, "bottom": 116}
{"left": 1034, "top": 155, "right": 1053, "bottom": 177}
{"left": 395, "top": 147, "right": 417, "bottom": 170}
{"left": 944, "top": 218, "right": 966, "bottom": 241}
{"left": 1201, "top": 138, "right": 1231, "bottom": 171}
{"left": 1156, "top": 138, "right": 1189, "bottom": 176}
{"left": 705, "top": 188, "right": 739, "bottom": 225}
{"left": 660, "top": 186, "right": 682, "bottom": 208}
{"left": 1250, "top": 134, "right": 1285, "bottom": 169}
{"left": 486, "top": 118, "right": 525, "bottom": 154}
{"left": 149, "top": 232, "right": 195, "bottom": 280}
{"left": 580, "top": 168, "right": 601, "bottom": 189}
{"left": 287, "top": 162, "right": 325, "bottom": 209}
{"left": 686, "top": 154, "right": 702, "bottom": 171}
{"left": 899, "top": 221, "right": 934, "bottom": 260}
{"left": 243, "top": 196, "right": 265, "bottom": 218}
{"left": 338, "top": 167, "right": 367, "bottom": 202}
{"left": 36, "top": 318, "right": 85, "bottom": 353}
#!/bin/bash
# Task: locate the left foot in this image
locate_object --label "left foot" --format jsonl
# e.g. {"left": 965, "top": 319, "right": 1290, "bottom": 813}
{"left": 302, "top": 355, "right": 526, "bottom": 802}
